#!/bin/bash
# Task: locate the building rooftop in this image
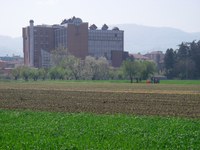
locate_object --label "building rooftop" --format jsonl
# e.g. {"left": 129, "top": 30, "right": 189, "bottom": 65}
{"left": 61, "top": 16, "right": 83, "bottom": 25}
{"left": 89, "top": 24, "right": 98, "bottom": 30}
{"left": 29, "top": 17, "right": 122, "bottom": 32}
{"left": 130, "top": 54, "right": 149, "bottom": 60}
{"left": 145, "top": 51, "right": 164, "bottom": 55}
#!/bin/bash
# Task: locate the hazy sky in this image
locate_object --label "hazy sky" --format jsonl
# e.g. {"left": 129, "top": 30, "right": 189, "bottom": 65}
{"left": 0, "top": 0, "right": 200, "bottom": 37}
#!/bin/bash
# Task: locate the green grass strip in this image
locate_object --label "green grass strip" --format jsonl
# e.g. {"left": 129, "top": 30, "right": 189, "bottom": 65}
{"left": 1, "top": 79, "right": 200, "bottom": 85}
{"left": 0, "top": 109, "right": 199, "bottom": 149}
{"left": 160, "top": 80, "right": 200, "bottom": 85}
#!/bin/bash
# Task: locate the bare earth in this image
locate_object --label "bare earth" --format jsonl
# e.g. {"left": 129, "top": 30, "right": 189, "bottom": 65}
{"left": 0, "top": 82, "right": 200, "bottom": 118}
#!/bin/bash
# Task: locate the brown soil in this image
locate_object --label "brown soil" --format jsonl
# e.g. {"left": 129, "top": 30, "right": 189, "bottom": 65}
{"left": 0, "top": 82, "right": 200, "bottom": 118}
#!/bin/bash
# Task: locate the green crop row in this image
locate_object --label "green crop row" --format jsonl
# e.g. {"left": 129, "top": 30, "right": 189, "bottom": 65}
{"left": 0, "top": 109, "right": 199, "bottom": 149}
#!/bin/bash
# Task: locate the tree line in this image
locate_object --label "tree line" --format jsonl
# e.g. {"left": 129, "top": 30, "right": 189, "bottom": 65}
{"left": 11, "top": 49, "right": 156, "bottom": 83}
{"left": 12, "top": 39, "right": 200, "bottom": 82}
{"left": 164, "top": 40, "right": 200, "bottom": 79}
{"left": 12, "top": 56, "right": 111, "bottom": 81}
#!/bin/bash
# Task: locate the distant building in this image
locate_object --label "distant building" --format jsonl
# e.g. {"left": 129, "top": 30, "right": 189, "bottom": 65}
{"left": 0, "top": 60, "right": 6, "bottom": 69}
{"left": 129, "top": 53, "right": 150, "bottom": 61}
{"left": 144, "top": 51, "right": 165, "bottom": 72}
{"left": 144, "top": 51, "right": 165, "bottom": 64}
{"left": 0, "top": 55, "right": 23, "bottom": 68}
{"left": 111, "top": 51, "right": 129, "bottom": 67}
{"left": 0, "top": 55, "right": 24, "bottom": 77}
{"left": 23, "top": 17, "right": 125, "bottom": 68}
{"left": 128, "top": 51, "right": 165, "bottom": 72}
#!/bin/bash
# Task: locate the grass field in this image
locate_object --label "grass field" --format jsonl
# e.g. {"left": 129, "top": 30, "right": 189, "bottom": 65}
{"left": 1, "top": 79, "right": 200, "bottom": 84}
{"left": 160, "top": 80, "right": 200, "bottom": 85}
{"left": 0, "top": 81, "right": 200, "bottom": 149}
{"left": 0, "top": 110, "right": 200, "bottom": 149}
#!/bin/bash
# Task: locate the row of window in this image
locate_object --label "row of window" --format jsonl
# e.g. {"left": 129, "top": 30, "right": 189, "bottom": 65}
{"left": 55, "top": 37, "right": 67, "bottom": 48}
{"left": 88, "top": 44, "right": 122, "bottom": 48}
{"left": 34, "top": 44, "right": 49, "bottom": 50}
{"left": 55, "top": 29, "right": 67, "bottom": 37}
{"left": 41, "top": 50, "right": 51, "bottom": 67}
{"left": 89, "top": 34, "right": 123, "bottom": 38}
{"left": 89, "top": 32, "right": 123, "bottom": 36}
{"left": 89, "top": 36, "right": 123, "bottom": 40}
{"left": 89, "top": 30, "right": 123, "bottom": 34}
{"left": 34, "top": 29, "right": 52, "bottom": 36}
{"left": 89, "top": 41, "right": 123, "bottom": 47}
{"left": 34, "top": 36, "right": 50, "bottom": 42}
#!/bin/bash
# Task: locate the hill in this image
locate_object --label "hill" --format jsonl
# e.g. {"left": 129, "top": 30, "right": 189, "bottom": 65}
{"left": 115, "top": 24, "right": 200, "bottom": 54}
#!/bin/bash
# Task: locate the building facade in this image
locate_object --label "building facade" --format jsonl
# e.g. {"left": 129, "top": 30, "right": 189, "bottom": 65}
{"left": 23, "top": 17, "right": 125, "bottom": 68}
{"left": 144, "top": 51, "right": 165, "bottom": 64}
{"left": 23, "top": 20, "right": 56, "bottom": 68}
{"left": 88, "top": 26, "right": 124, "bottom": 61}
{"left": 0, "top": 55, "right": 24, "bottom": 78}
{"left": 144, "top": 51, "right": 165, "bottom": 72}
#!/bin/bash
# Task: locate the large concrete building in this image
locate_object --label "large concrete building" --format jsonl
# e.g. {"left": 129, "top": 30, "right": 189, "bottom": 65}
{"left": 23, "top": 17, "right": 126, "bottom": 68}
{"left": 23, "top": 20, "right": 55, "bottom": 68}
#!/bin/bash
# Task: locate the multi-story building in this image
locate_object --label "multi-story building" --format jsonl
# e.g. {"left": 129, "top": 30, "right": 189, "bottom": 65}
{"left": 88, "top": 25, "right": 124, "bottom": 61}
{"left": 23, "top": 20, "right": 56, "bottom": 68}
{"left": 23, "top": 17, "right": 126, "bottom": 68}
{"left": 55, "top": 18, "right": 88, "bottom": 59}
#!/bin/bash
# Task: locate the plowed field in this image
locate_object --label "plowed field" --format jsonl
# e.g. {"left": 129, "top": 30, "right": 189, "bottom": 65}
{"left": 0, "top": 82, "right": 200, "bottom": 117}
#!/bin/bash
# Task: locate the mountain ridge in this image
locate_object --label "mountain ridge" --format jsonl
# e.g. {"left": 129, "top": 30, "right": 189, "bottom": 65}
{"left": 114, "top": 24, "right": 200, "bottom": 54}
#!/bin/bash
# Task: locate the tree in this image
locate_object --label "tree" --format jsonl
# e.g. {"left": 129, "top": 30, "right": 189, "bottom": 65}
{"left": 56, "top": 67, "right": 66, "bottom": 80}
{"left": 133, "top": 61, "right": 144, "bottom": 82}
{"left": 20, "top": 66, "right": 31, "bottom": 81}
{"left": 65, "top": 55, "right": 83, "bottom": 80}
{"left": 190, "top": 40, "right": 200, "bottom": 77}
{"left": 174, "top": 59, "right": 196, "bottom": 79}
{"left": 141, "top": 61, "right": 156, "bottom": 80}
{"left": 95, "top": 57, "right": 109, "bottom": 80}
{"left": 51, "top": 47, "right": 69, "bottom": 66}
{"left": 49, "top": 67, "right": 58, "bottom": 80}
{"left": 122, "top": 59, "right": 138, "bottom": 83}
{"left": 108, "top": 67, "right": 116, "bottom": 80}
{"left": 177, "top": 42, "right": 190, "bottom": 60}
{"left": 11, "top": 67, "right": 21, "bottom": 80}
{"left": 82, "top": 56, "right": 97, "bottom": 80}
{"left": 163, "top": 40, "right": 200, "bottom": 79}
{"left": 51, "top": 50, "right": 84, "bottom": 80}
{"left": 164, "top": 48, "right": 176, "bottom": 79}
{"left": 122, "top": 59, "right": 156, "bottom": 83}
{"left": 108, "top": 67, "right": 125, "bottom": 80}
{"left": 82, "top": 56, "right": 110, "bottom": 80}
{"left": 38, "top": 68, "right": 47, "bottom": 80}
{"left": 30, "top": 68, "right": 39, "bottom": 81}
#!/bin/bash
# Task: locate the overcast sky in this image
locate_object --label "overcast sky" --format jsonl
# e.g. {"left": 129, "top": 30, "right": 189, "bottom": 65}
{"left": 0, "top": 0, "right": 200, "bottom": 37}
